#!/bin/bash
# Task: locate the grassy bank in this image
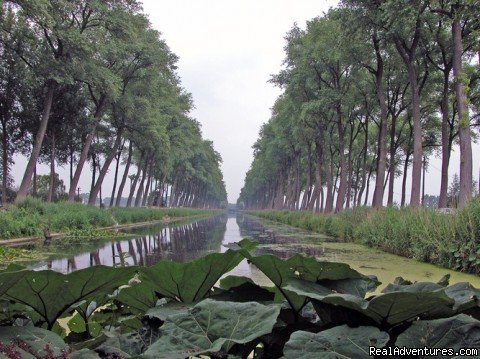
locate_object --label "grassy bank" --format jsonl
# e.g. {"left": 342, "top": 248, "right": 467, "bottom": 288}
{"left": 247, "top": 198, "right": 480, "bottom": 274}
{"left": 0, "top": 197, "right": 221, "bottom": 240}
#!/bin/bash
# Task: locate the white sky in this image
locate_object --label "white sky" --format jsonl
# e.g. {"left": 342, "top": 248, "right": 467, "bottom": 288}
{"left": 12, "top": 0, "right": 480, "bottom": 204}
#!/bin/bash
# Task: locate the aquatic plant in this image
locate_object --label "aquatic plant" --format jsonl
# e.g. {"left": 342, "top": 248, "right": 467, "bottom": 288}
{"left": 0, "top": 240, "right": 479, "bottom": 358}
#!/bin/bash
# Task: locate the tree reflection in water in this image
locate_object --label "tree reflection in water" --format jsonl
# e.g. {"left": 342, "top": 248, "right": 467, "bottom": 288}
{"left": 36, "top": 216, "right": 228, "bottom": 273}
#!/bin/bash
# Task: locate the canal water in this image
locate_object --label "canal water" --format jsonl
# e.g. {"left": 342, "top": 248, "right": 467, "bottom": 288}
{"left": 26, "top": 213, "right": 480, "bottom": 290}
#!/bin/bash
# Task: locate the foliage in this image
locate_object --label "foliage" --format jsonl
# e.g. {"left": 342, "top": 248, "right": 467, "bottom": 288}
{"left": 283, "top": 325, "right": 389, "bottom": 359}
{"left": 27, "top": 174, "right": 66, "bottom": 202}
{"left": 143, "top": 300, "right": 281, "bottom": 359}
{"left": 238, "top": 0, "right": 479, "bottom": 211}
{"left": 1, "top": 0, "right": 227, "bottom": 209}
{"left": 0, "top": 244, "right": 479, "bottom": 358}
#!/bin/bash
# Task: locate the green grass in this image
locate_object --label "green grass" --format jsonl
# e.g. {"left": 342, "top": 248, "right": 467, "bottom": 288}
{"left": 247, "top": 198, "right": 480, "bottom": 274}
{"left": 0, "top": 197, "right": 221, "bottom": 239}
{"left": 108, "top": 206, "right": 219, "bottom": 224}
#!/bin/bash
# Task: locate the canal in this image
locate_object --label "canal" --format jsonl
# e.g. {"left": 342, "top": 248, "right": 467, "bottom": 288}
{"left": 25, "top": 213, "right": 480, "bottom": 289}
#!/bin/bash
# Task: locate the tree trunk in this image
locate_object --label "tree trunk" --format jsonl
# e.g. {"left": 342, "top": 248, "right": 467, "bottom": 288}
{"left": 422, "top": 156, "right": 426, "bottom": 205}
{"left": 394, "top": 39, "right": 423, "bottom": 207}
{"left": 335, "top": 113, "right": 347, "bottom": 213}
{"left": 401, "top": 150, "right": 411, "bottom": 207}
{"left": 109, "top": 142, "right": 123, "bottom": 207}
{"left": 90, "top": 153, "right": 96, "bottom": 201}
{"left": 325, "top": 157, "right": 334, "bottom": 213}
{"left": 438, "top": 71, "right": 451, "bottom": 208}
{"left": 15, "top": 80, "right": 56, "bottom": 202}
{"left": 116, "top": 141, "right": 133, "bottom": 207}
{"left": 134, "top": 163, "right": 148, "bottom": 207}
{"left": 372, "top": 36, "right": 388, "bottom": 208}
{"left": 127, "top": 154, "right": 144, "bottom": 207}
{"left": 48, "top": 133, "right": 56, "bottom": 202}
{"left": 69, "top": 146, "right": 74, "bottom": 186}
{"left": 142, "top": 162, "right": 154, "bottom": 207}
{"left": 67, "top": 96, "right": 106, "bottom": 202}
{"left": 33, "top": 165, "right": 37, "bottom": 198}
{"left": 387, "top": 115, "right": 397, "bottom": 205}
{"left": 406, "top": 61, "right": 422, "bottom": 206}
{"left": 364, "top": 159, "right": 375, "bottom": 206}
{"left": 88, "top": 131, "right": 123, "bottom": 205}
{"left": 453, "top": 18, "right": 473, "bottom": 207}
{"left": 357, "top": 119, "right": 369, "bottom": 206}
{"left": 1, "top": 117, "right": 8, "bottom": 205}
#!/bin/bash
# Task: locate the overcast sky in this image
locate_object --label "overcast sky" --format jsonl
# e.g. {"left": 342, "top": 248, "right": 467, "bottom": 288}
{"left": 12, "top": 0, "right": 480, "bottom": 203}
{"left": 141, "top": 0, "right": 339, "bottom": 203}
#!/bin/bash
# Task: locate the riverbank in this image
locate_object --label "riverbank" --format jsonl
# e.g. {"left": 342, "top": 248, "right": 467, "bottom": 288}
{"left": 246, "top": 198, "right": 480, "bottom": 274}
{"left": 0, "top": 198, "right": 222, "bottom": 240}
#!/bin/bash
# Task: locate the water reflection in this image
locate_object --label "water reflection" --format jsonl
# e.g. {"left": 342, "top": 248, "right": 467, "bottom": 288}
{"left": 25, "top": 213, "right": 480, "bottom": 289}
{"left": 30, "top": 216, "right": 227, "bottom": 273}
{"left": 236, "top": 214, "right": 329, "bottom": 258}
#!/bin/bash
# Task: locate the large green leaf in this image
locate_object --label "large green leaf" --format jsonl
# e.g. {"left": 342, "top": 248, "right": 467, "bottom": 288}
{"left": 69, "top": 348, "right": 102, "bottom": 359}
{"left": 0, "top": 264, "right": 28, "bottom": 297}
{"left": 0, "top": 266, "right": 137, "bottom": 329}
{"left": 96, "top": 332, "right": 151, "bottom": 358}
{"left": 444, "top": 282, "right": 480, "bottom": 312}
{"left": 115, "top": 280, "right": 159, "bottom": 315}
{"left": 381, "top": 281, "right": 444, "bottom": 293}
{"left": 0, "top": 326, "right": 69, "bottom": 357}
{"left": 396, "top": 314, "right": 480, "bottom": 349}
{"left": 285, "top": 279, "right": 456, "bottom": 325}
{"left": 145, "top": 300, "right": 193, "bottom": 321}
{"left": 283, "top": 325, "right": 389, "bottom": 359}
{"left": 143, "top": 299, "right": 281, "bottom": 359}
{"left": 237, "top": 252, "right": 308, "bottom": 312}
{"left": 383, "top": 281, "right": 480, "bottom": 314}
{"left": 140, "top": 249, "right": 245, "bottom": 303}
{"left": 217, "top": 275, "right": 276, "bottom": 302}
{"left": 238, "top": 242, "right": 376, "bottom": 313}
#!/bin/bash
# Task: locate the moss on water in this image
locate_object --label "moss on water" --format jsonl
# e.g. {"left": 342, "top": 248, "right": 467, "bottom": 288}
{"left": 240, "top": 214, "right": 480, "bottom": 292}
{"left": 317, "top": 242, "right": 480, "bottom": 292}
{"left": 247, "top": 199, "right": 480, "bottom": 274}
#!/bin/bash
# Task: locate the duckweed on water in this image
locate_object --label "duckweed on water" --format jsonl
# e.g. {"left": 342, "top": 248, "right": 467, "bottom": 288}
{"left": 247, "top": 198, "right": 480, "bottom": 274}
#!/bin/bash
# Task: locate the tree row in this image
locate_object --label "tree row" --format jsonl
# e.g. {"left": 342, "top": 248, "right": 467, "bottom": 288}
{"left": 1, "top": 0, "right": 227, "bottom": 209}
{"left": 239, "top": 0, "right": 479, "bottom": 211}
